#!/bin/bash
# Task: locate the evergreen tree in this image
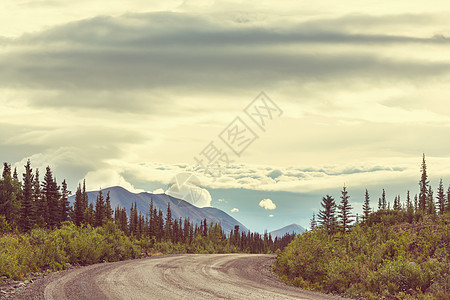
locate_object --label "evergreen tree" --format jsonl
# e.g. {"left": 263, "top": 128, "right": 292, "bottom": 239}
{"left": 13, "top": 167, "right": 18, "bottom": 181}
{"left": 73, "top": 184, "right": 84, "bottom": 226}
{"left": 95, "top": 189, "right": 105, "bottom": 227}
{"left": 310, "top": 212, "right": 317, "bottom": 230}
{"left": 427, "top": 185, "right": 436, "bottom": 215}
{"left": 362, "top": 189, "right": 371, "bottom": 221}
{"left": 21, "top": 160, "right": 35, "bottom": 231}
{"left": 60, "top": 180, "right": 70, "bottom": 223}
{"left": 436, "top": 179, "right": 446, "bottom": 214}
{"left": 164, "top": 203, "right": 173, "bottom": 240}
{"left": 393, "top": 195, "right": 401, "bottom": 211}
{"left": 42, "top": 166, "right": 60, "bottom": 228}
{"left": 81, "top": 180, "right": 89, "bottom": 225}
{"left": 149, "top": 198, "right": 155, "bottom": 238}
{"left": 338, "top": 186, "right": 353, "bottom": 233}
{"left": 381, "top": 189, "right": 387, "bottom": 210}
{"left": 406, "top": 190, "right": 412, "bottom": 209}
{"left": 184, "top": 217, "right": 190, "bottom": 244}
{"left": 0, "top": 163, "right": 22, "bottom": 228}
{"left": 104, "top": 191, "right": 112, "bottom": 221}
{"left": 419, "top": 153, "right": 429, "bottom": 211}
{"left": 447, "top": 186, "right": 450, "bottom": 213}
{"left": 414, "top": 194, "right": 418, "bottom": 212}
{"left": 33, "top": 169, "right": 45, "bottom": 227}
{"left": 86, "top": 203, "right": 95, "bottom": 226}
{"left": 318, "top": 195, "right": 337, "bottom": 234}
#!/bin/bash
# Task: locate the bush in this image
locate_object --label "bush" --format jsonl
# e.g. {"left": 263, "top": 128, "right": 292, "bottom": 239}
{"left": 275, "top": 215, "right": 450, "bottom": 299}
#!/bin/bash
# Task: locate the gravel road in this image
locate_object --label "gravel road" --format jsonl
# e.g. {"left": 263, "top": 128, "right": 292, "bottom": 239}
{"left": 11, "top": 254, "right": 343, "bottom": 300}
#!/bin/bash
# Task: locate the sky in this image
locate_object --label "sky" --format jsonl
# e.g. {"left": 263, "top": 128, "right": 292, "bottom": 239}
{"left": 1, "top": 0, "right": 450, "bottom": 232}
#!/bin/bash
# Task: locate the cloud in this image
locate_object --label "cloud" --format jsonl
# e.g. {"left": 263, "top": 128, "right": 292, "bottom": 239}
{"left": 231, "top": 207, "right": 239, "bottom": 212}
{"left": 152, "top": 188, "right": 165, "bottom": 194}
{"left": 165, "top": 172, "right": 212, "bottom": 207}
{"left": 259, "top": 198, "right": 276, "bottom": 210}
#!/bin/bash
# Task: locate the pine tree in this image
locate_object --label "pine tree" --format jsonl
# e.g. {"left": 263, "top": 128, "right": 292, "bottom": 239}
{"left": 42, "top": 166, "right": 60, "bottom": 228}
{"left": 338, "top": 186, "right": 353, "bottom": 233}
{"left": 60, "top": 180, "right": 70, "bottom": 223}
{"left": 95, "top": 189, "right": 105, "bottom": 227}
{"left": 362, "top": 189, "right": 371, "bottom": 221}
{"left": 436, "top": 179, "right": 446, "bottom": 215}
{"left": 0, "top": 163, "right": 22, "bottom": 228}
{"left": 406, "top": 190, "right": 412, "bottom": 209}
{"left": 149, "top": 198, "right": 156, "bottom": 238}
{"left": 104, "top": 191, "right": 112, "bottom": 221}
{"left": 73, "top": 184, "right": 84, "bottom": 226}
{"left": 427, "top": 186, "right": 436, "bottom": 215}
{"left": 318, "top": 195, "right": 337, "bottom": 234}
{"left": 381, "top": 189, "right": 387, "bottom": 210}
{"left": 81, "top": 180, "right": 89, "bottom": 225}
{"left": 393, "top": 195, "right": 401, "bottom": 211}
{"left": 310, "top": 212, "right": 317, "bottom": 230}
{"left": 419, "top": 153, "right": 429, "bottom": 211}
{"left": 21, "top": 160, "right": 35, "bottom": 231}
{"left": 86, "top": 203, "right": 95, "bottom": 226}
{"left": 164, "top": 203, "right": 173, "bottom": 240}
{"left": 33, "top": 169, "right": 45, "bottom": 227}
{"left": 414, "top": 194, "right": 418, "bottom": 212}
{"left": 447, "top": 186, "right": 450, "bottom": 213}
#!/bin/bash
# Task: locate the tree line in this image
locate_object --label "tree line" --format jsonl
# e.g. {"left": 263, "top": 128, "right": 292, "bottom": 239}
{"left": 0, "top": 160, "right": 295, "bottom": 253}
{"left": 311, "top": 154, "right": 450, "bottom": 234}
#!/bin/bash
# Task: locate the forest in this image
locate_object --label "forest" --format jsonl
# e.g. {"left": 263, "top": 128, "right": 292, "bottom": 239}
{"left": 0, "top": 160, "right": 294, "bottom": 281}
{"left": 275, "top": 155, "right": 449, "bottom": 299}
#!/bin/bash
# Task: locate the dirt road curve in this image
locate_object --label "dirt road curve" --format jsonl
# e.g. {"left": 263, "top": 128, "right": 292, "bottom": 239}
{"left": 12, "top": 254, "right": 343, "bottom": 300}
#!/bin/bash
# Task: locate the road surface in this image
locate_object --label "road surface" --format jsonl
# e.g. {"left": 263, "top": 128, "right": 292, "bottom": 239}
{"left": 13, "top": 254, "right": 342, "bottom": 300}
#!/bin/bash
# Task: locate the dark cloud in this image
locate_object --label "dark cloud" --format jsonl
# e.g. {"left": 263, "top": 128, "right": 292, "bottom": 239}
{"left": 0, "top": 12, "right": 449, "bottom": 115}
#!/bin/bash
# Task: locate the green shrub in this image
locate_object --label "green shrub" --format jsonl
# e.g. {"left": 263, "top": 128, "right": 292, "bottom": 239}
{"left": 275, "top": 215, "right": 450, "bottom": 299}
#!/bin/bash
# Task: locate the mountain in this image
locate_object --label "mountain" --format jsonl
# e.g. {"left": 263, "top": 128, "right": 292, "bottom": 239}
{"left": 270, "top": 224, "right": 305, "bottom": 238}
{"left": 68, "top": 186, "right": 248, "bottom": 233}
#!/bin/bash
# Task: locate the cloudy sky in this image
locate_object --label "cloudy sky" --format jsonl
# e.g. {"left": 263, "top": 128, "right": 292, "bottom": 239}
{"left": 1, "top": 0, "right": 450, "bottom": 232}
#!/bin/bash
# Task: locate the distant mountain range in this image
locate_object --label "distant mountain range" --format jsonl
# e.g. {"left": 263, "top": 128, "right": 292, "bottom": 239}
{"left": 269, "top": 224, "right": 306, "bottom": 238}
{"left": 68, "top": 186, "right": 248, "bottom": 233}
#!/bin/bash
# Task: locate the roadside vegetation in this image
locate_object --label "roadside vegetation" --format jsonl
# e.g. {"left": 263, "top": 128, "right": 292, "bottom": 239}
{"left": 0, "top": 160, "right": 294, "bottom": 282}
{"left": 274, "top": 155, "right": 450, "bottom": 299}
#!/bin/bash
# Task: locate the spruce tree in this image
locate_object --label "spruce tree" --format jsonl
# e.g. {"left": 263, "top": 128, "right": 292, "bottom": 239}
{"left": 382, "top": 189, "right": 387, "bottom": 210}
{"left": 42, "top": 166, "right": 60, "bottom": 228}
{"left": 414, "top": 194, "right": 418, "bottom": 212}
{"left": 81, "top": 180, "right": 89, "bottom": 224}
{"left": 310, "top": 212, "right": 317, "bottom": 230}
{"left": 393, "top": 195, "right": 401, "bottom": 211}
{"left": 436, "top": 179, "right": 446, "bottom": 215}
{"left": 164, "top": 203, "right": 173, "bottom": 240}
{"left": 21, "top": 160, "right": 35, "bottom": 231}
{"left": 0, "top": 163, "right": 22, "bottom": 228}
{"left": 427, "top": 186, "right": 436, "bottom": 215}
{"left": 95, "top": 189, "right": 105, "bottom": 227}
{"left": 419, "top": 153, "right": 429, "bottom": 211}
{"left": 318, "top": 195, "right": 337, "bottom": 234}
{"left": 60, "top": 180, "right": 70, "bottom": 223}
{"left": 73, "top": 184, "right": 84, "bottom": 226}
{"left": 406, "top": 191, "right": 412, "bottom": 209}
{"left": 33, "top": 169, "right": 45, "bottom": 227}
{"left": 362, "top": 189, "right": 371, "bottom": 221}
{"left": 338, "top": 186, "right": 353, "bottom": 233}
{"left": 105, "top": 191, "right": 112, "bottom": 221}
{"left": 447, "top": 186, "right": 450, "bottom": 213}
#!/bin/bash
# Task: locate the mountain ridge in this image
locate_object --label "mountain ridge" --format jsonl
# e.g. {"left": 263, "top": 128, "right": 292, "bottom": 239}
{"left": 68, "top": 186, "right": 248, "bottom": 233}
{"left": 269, "top": 223, "right": 305, "bottom": 238}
